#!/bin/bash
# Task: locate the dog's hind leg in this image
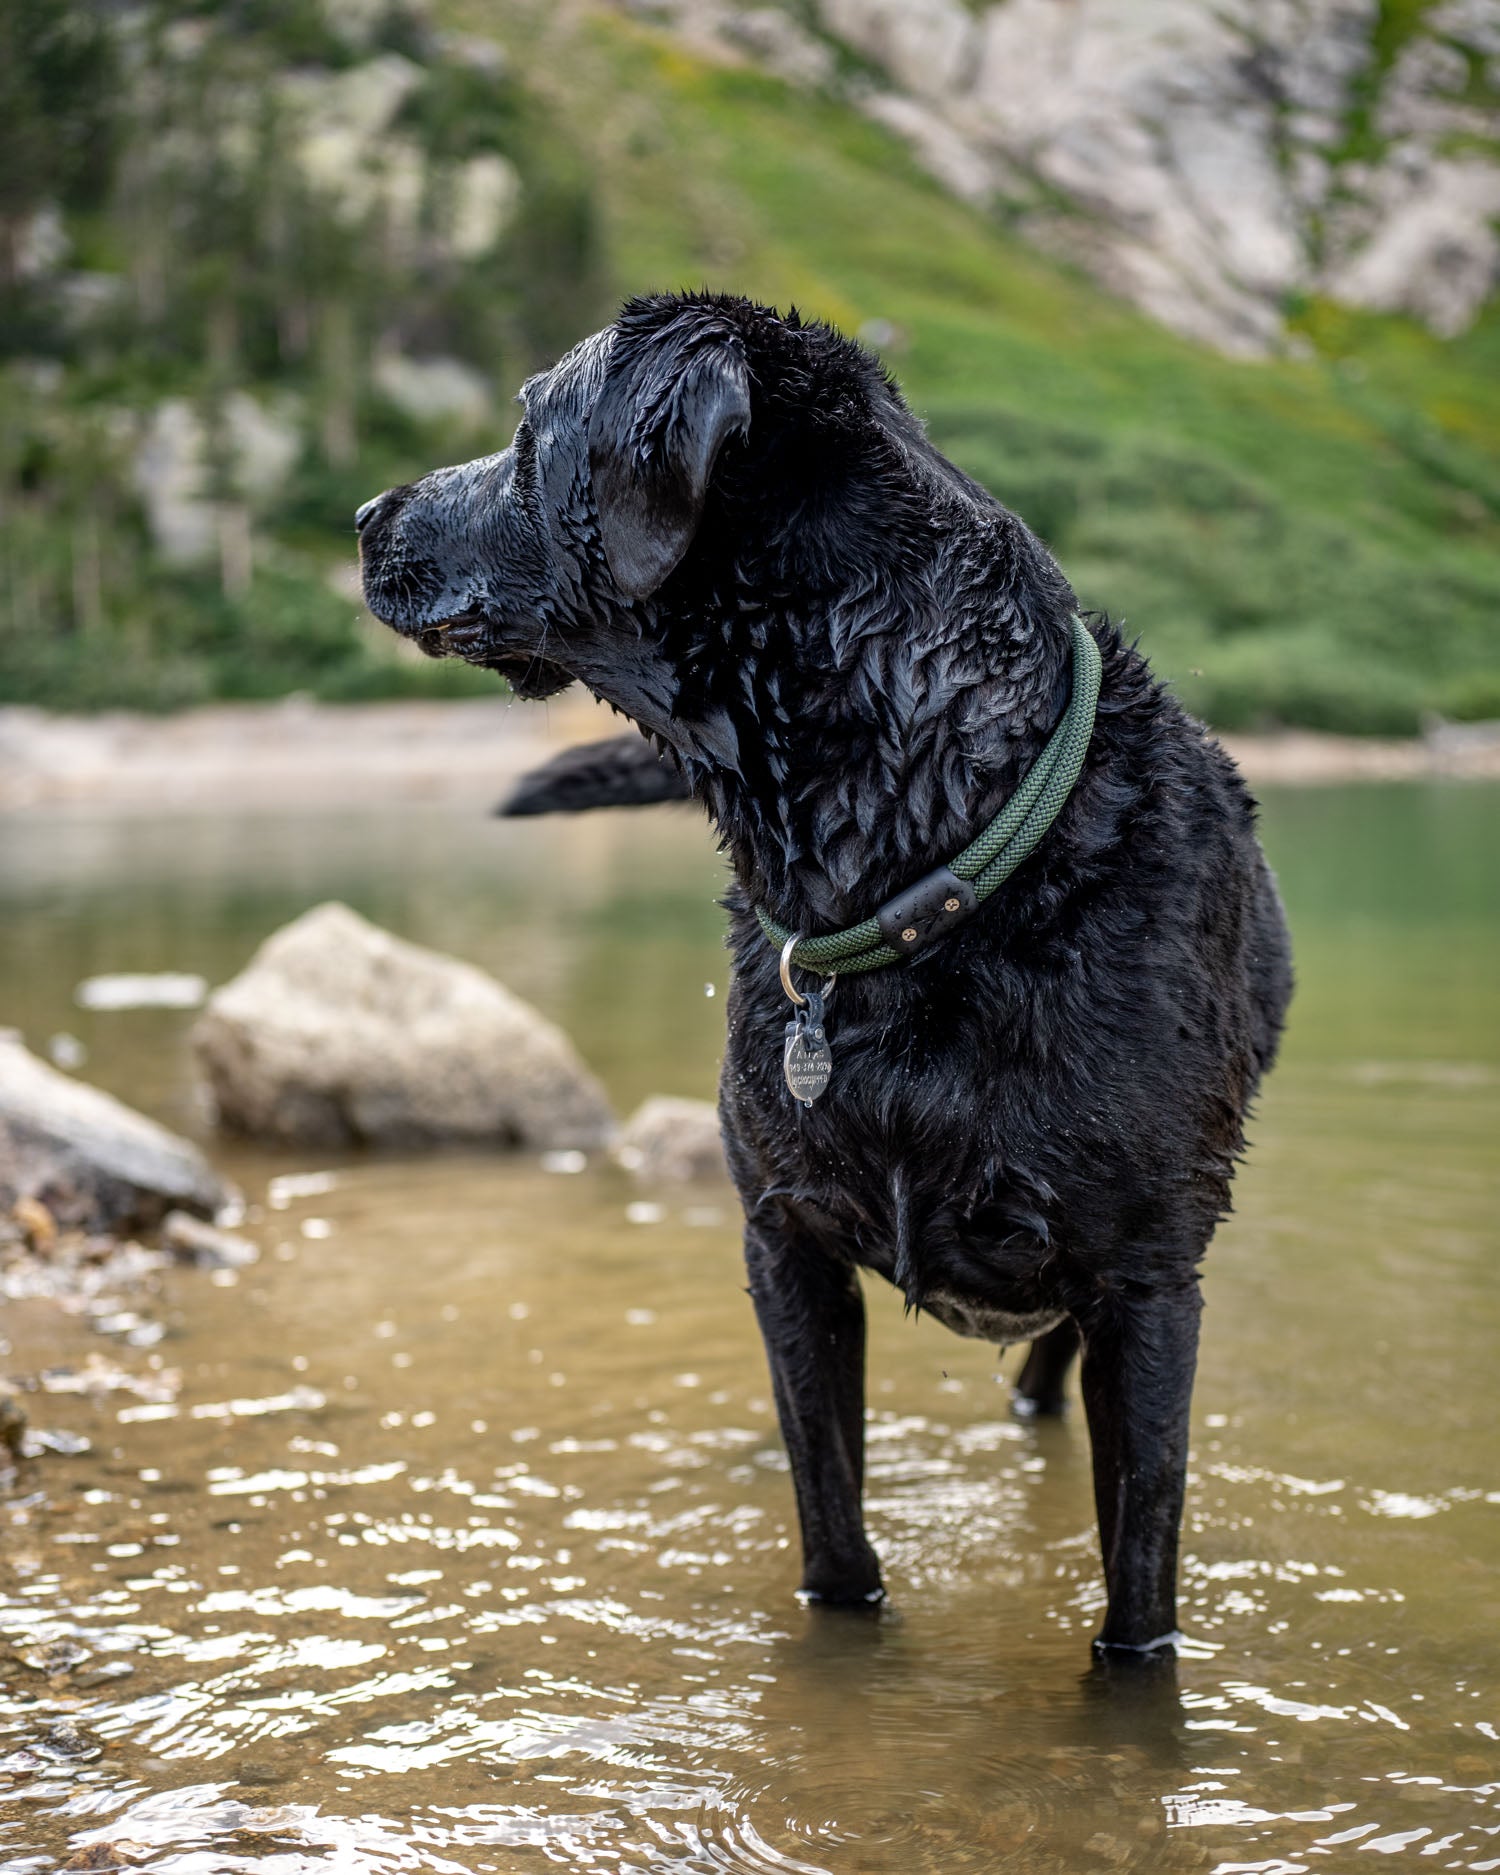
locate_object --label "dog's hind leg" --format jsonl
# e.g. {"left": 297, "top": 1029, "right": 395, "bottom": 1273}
{"left": 744, "top": 1227, "right": 883, "bottom": 1607}
{"left": 1078, "top": 1279, "right": 1202, "bottom": 1654}
{"left": 1013, "top": 1318, "right": 1080, "bottom": 1417}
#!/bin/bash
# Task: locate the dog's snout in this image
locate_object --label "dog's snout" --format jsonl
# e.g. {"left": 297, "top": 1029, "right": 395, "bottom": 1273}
{"left": 355, "top": 491, "right": 393, "bottom": 534}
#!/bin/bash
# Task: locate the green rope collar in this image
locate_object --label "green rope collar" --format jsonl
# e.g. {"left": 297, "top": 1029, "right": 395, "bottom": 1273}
{"left": 756, "top": 613, "right": 1102, "bottom": 976}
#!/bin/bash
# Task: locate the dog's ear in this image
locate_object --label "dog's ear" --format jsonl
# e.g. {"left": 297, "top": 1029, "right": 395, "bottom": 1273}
{"left": 588, "top": 321, "right": 751, "bottom": 600}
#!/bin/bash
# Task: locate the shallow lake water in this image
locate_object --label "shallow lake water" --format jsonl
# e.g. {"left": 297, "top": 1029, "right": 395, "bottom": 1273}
{"left": 1, "top": 782, "right": 1497, "bottom": 1874}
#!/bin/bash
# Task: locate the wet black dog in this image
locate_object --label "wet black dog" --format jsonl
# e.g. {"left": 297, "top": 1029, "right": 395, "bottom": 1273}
{"left": 357, "top": 292, "right": 1292, "bottom": 1654}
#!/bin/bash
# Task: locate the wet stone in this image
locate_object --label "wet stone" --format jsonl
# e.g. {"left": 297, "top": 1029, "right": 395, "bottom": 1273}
{"left": 0, "top": 1033, "right": 234, "bottom": 1235}
{"left": 614, "top": 1095, "right": 727, "bottom": 1182}
{"left": 62, "top": 1844, "right": 147, "bottom": 1871}
{"left": 234, "top": 1761, "right": 291, "bottom": 1786}
{"left": 11, "top": 1194, "right": 58, "bottom": 1254}
{"left": 72, "top": 1660, "right": 134, "bottom": 1689}
{"left": 14, "top": 1638, "right": 92, "bottom": 1677}
{"left": 37, "top": 1719, "right": 102, "bottom": 1762}
{"left": 160, "top": 1208, "right": 258, "bottom": 1270}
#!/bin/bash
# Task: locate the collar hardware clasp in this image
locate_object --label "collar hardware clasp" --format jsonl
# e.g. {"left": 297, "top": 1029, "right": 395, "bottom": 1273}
{"left": 874, "top": 865, "right": 978, "bottom": 958}
{"left": 754, "top": 613, "right": 1102, "bottom": 979}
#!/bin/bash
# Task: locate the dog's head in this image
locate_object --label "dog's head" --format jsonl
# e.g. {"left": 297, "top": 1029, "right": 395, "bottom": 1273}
{"left": 357, "top": 293, "right": 962, "bottom": 735}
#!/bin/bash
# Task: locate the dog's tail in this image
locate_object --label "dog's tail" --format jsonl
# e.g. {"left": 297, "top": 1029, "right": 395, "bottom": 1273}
{"left": 497, "top": 734, "right": 695, "bottom": 817}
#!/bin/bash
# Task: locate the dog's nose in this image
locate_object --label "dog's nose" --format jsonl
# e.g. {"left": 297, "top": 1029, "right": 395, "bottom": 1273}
{"left": 355, "top": 492, "right": 390, "bottom": 534}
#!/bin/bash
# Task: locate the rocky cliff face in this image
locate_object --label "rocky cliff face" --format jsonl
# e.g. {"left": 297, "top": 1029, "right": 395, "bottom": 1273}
{"left": 638, "top": 0, "right": 1500, "bottom": 355}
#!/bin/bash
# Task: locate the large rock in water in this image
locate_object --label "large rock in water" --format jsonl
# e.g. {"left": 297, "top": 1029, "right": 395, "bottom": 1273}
{"left": 0, "top": 1033, "right": 232, "bottom": 1234}
{"left": 192, "top": 902, "right": 614, "bottom": 1151}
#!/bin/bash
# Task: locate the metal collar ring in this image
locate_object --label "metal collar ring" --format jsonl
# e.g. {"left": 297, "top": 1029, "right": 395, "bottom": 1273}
{"left": 779, "top": 934, "right": 836, "bottom": 1010}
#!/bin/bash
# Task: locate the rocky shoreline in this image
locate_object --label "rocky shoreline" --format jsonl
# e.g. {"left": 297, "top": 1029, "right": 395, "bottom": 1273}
{"left": 2, "top": 696, "right": 1496, "bottom": 814}
{"left": 0, "top": 894, "right": 728, "bottom": 1476}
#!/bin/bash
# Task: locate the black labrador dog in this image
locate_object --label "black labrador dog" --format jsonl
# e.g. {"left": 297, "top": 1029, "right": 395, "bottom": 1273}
{"left": 356, "top": 291, "right": 1292, "bottom": 1654}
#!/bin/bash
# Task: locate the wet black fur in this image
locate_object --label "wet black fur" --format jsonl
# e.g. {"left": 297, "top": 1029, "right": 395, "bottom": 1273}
{"left": 357, "top": 291, "right": 1294, "bottom": 1653}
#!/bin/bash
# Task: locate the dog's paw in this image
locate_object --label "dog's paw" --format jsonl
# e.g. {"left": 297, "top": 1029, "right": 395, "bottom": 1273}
{"left": 796, "top": 1555, "right": 885, "bottom": 1610}
{"left": 797, "top": 1583, "right": 886, "bottom": 1612}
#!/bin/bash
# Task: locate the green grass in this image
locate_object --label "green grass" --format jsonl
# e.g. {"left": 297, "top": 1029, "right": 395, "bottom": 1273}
{"left": 466, "top": 12, "right": 1499, "bottom": 732}
{"left": 9, "top": 1, "right": 1498, "bottom": 729}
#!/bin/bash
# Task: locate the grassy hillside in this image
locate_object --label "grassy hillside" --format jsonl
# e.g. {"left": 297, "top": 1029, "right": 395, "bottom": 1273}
{"left": 485, "top": 10, "right": 1500, "bottom": 734}
{"left": 4, "top": 0, "right": 1498, "bottom": 730}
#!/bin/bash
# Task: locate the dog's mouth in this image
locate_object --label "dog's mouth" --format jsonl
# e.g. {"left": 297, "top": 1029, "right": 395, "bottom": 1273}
{"left": 414, "top": 610, "right": 491, "bottom": 660}
{"left": 415, "top": 612, "right": 574, "bottom": 701}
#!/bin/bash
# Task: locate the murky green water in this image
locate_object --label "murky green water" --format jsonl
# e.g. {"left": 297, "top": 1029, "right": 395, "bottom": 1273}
{"left": 1, "top": 783, "right": 1497, "bottom": 1873}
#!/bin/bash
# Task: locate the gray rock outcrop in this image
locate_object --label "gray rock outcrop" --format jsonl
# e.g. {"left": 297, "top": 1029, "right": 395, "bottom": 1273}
{"left": 614, "top": 1095, "right": 728, "bottom": 1182}
{"left": 0, "top": 1033, "right": 232, "bottom": 1234}
{"left": 276, "top": 56, "right": 520, "bottom": 258}
{"left": 192, "top": 902, "right": 614, "bottom": 1151}
{"left": 641, "top": 0, "right": 1500, "bottom": 356}
{"left": 132, "top": 392, "right": 302, "bottom": 567}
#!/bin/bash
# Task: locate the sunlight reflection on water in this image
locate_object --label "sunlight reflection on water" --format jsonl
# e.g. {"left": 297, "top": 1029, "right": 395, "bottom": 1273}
{"left": 1, "top": 785, "right": 1497, "bottom": 1873}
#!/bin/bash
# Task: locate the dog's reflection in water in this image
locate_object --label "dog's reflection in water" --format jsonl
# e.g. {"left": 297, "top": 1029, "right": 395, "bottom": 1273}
{"left": 687, "top": 1610, "right": 1188, "bottom": 1869}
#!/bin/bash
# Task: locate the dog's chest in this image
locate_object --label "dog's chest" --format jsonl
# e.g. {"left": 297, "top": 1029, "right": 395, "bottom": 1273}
{"left": 829, "top": 1178, "right": 1062, "bottom": 1330}
{"left": 727, "top": 974, "right": 1091, "bottom": 1325}
{"left": 920, "top": 1295, "right": 1067, "bottom": 1347}
{"left": 763, "top": 1091, "right": 1066, "bottom": 1332}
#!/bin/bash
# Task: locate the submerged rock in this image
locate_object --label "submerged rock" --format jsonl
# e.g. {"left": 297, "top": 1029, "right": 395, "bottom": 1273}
{"left": 192, "top": 902, "right": 614, "bottom": 1151}
{"left": 0, "top": 1034, "right": 232, "bottom": 1235}
{"left": 614, "top": 1096, "right": 727, "bottom": 1183}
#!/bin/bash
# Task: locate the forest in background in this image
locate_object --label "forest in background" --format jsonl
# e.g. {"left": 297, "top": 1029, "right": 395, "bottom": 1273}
{"left": 3, "top": 0, "right": 1499, "bottom": 732}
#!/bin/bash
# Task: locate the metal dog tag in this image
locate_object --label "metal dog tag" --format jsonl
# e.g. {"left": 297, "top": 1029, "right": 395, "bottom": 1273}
{"left": 783, "top": 990, "right": 832, "bottom": 1106}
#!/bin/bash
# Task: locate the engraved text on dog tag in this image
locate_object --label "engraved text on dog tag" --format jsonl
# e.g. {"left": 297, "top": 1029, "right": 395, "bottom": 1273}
{"left": 783, "top": 990, "right": 832, "bottom": 1106}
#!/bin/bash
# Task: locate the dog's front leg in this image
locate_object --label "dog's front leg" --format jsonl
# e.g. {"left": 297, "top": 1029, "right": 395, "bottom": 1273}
{"left": 1078, "top": 1279, "right": 1202, "bottom": 1654}
{"left": 744, "top": 1227, "right": 882, "bottom": 1606}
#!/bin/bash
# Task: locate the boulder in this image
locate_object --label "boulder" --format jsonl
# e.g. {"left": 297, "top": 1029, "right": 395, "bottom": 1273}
{"left": 1325, "top": 158, "right": 1500, "bottom": 337}
{"left": 0, "top": 1033, "right": 232, "bottom": 1235}
{"left": 192, "top": 902, "right": 614, "bottom": 1151}
{"left": 614, "top": 1096, "right": 727, "bottom": 1183}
